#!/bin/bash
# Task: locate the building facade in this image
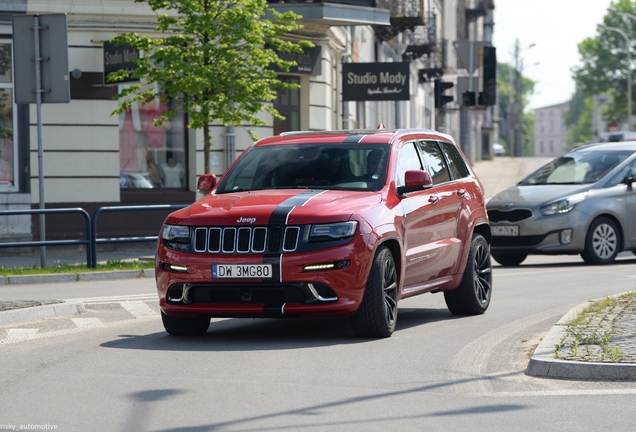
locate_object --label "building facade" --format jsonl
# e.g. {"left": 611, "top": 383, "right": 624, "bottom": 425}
{"left": 0, "top": 0, "right": 496, "bottom": 244}
{"left": 533, "top": 102, "right": 569, "bottom": 158}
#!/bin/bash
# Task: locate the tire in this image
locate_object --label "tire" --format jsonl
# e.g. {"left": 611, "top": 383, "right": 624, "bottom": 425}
{"left": 444, "top": 233, "right": 492, "bottom": 315}
{"left": 491, "top": 252, "right": 527, "bottom": 266}
{"left": 581, "top": 217, "right": 620, "bottom": 265}
{"left": 161, "top": 311, "right": 210, "bottom": 336}
{"left": 350, "top": 246, "right": 398, "bottom": 338}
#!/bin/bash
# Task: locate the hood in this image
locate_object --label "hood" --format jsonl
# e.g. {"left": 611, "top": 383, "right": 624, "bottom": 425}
{"left": 487, "top": 184, "right": 589, "bottom": 208}
{"left": 167, "top": 189, "right": 383, "bottom": 226}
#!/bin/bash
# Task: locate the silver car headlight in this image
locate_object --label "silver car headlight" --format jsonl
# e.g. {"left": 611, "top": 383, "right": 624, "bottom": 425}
{"left": 161, "top": 224, "right": 190, "bottom": 241}
{"left": 309, "top": 221, "right": 357, "bottom": 239}
{"left": 540, "top": 192, "right": 588, "bottom": 216}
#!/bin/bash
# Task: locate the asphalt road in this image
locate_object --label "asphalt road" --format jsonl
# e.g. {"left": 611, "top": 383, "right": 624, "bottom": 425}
{"left": 1, "top": 253, "right": 636, "bottom": 431}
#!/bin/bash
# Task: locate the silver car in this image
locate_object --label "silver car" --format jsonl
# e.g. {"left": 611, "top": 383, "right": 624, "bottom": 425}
{"left": 487, "top": 142, "right": 636, "bottom": 265}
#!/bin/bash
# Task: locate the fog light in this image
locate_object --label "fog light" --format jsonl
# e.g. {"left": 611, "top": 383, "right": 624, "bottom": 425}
{"left": 560, "top": 229, "right": 573, "bottom": 245}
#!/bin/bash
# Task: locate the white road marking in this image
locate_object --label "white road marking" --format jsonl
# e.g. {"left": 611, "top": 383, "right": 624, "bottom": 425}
{"left": 0, "top": 314, "right": 159, "bottom": 345}
{"left": 6, "top": 328, "right": 38, "bottom": 337}
{"left": 480, "top": 389, "right": 636, "bottom": 397}
{"left": 71, "top": 317, "right": 104, "bottom": 328}
{"left": 120, "top": 300, "right": 157, "bottom": 317}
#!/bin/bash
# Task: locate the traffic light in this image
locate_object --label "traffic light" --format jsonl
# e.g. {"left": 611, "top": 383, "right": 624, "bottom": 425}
{"left": 463, "top": 91, "right": 476, "bottom": 107}
{"left": 479, "top": 46, "right": 497, "bottom": 106}
{"left": 434, "top": 79, "right": 454, "bottom": 109}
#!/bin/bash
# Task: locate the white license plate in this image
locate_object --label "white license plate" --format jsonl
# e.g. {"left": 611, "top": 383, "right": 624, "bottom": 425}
{"left": 491, "top": 225, "right": 519, "bottom": 236}
{"left": 212, "top": 264, "right": 272, "bottom": 279}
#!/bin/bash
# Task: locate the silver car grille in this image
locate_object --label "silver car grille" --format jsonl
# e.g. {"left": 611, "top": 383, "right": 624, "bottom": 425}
{"left": 193, "top": 226, "right": 300, "bottom": 254}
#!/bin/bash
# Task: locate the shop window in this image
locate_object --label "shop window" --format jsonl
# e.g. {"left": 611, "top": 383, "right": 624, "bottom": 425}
{"left": 118, "top": 86, "right": 186, "bottom": 189}
{"left": 273, "top": 76, "right": 300, "bottom": 135}
{"left": 0, "top": 42, "right": 16, "bottom": 191}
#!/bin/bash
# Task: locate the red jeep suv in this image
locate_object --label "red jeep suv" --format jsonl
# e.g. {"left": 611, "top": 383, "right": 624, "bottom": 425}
{"left": 156, "top": 128, "right": 492, "bottom": 337}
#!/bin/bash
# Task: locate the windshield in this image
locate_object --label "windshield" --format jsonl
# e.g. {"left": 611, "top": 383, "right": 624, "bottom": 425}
{"left": 518, "top": 150, "right": 632, "bottom": 185}
{"left": 216, "top": 144, "right": 391, "bottom": 193}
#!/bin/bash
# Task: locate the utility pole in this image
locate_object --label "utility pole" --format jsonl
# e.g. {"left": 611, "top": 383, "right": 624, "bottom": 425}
{"left": 507, "top": 39, "right": 525, "bottom": 157}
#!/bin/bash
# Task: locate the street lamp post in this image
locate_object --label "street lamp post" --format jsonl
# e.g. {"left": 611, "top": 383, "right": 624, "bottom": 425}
{"left": 598, "top": 23, "right": 632, "bottom": 131}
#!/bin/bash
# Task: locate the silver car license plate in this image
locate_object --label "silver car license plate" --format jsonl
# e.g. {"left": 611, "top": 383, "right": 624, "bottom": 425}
{"left": 491, "top": 225, "right": 519, "bottom": 236}
{"left": 212, "top": 264, "right": 272, "bottom": 279}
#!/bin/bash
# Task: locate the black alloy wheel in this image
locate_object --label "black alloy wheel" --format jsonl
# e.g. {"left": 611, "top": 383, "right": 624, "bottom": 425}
{"left": 444, "top": 233, "right": 492, "bottom": 315}
{"left": 350, "top": 246, "right": 398, "bottom": 338}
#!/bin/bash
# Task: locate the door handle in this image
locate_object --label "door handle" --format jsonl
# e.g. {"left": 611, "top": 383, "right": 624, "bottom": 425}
{"left": 429, "top": 195, "right": 439, "bottom": 204}
{"left": 457, "top": 189, "right": 468, "bottom": 197}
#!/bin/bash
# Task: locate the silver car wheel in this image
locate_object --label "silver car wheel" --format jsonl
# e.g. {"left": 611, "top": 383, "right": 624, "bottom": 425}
{"left": 592, "top": 222, "right": 618, "bottom": 259}
{"left": 581, "top": 217, "right": 620, "bottom": 265}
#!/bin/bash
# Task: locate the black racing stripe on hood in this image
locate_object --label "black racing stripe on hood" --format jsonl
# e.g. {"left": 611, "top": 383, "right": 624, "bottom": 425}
{"left": 268, "top": 189, "right": 324, "bottom": 225}
{"left": 264, "top": 190, "right": 324, "bottom": 282}
{"left": 343, "top": 134, "right": 365, "bottom": 143}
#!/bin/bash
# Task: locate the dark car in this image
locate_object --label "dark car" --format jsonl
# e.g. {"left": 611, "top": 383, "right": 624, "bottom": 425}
{"left": 155, "top": 128, "right": 492, "bottom": 337}
{"left": 487, "top": 142, "right": 636, "bottom": 266}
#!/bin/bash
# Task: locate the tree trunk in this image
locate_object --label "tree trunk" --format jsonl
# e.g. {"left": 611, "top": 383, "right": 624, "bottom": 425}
{"left": 203, "top": 120, "right": 211, "bottom": 174}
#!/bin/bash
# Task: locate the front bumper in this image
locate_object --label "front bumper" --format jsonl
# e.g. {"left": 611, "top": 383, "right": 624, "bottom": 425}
{"left": 156, "top": 238, "right": 373, "bottom": 318}
{"left": 489, "top": 209, "right": 589, "bottom": 254}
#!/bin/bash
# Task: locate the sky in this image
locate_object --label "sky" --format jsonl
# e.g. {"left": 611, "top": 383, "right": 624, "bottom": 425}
{"left": 492, "top": 0, "right": 614, "bottom": 111}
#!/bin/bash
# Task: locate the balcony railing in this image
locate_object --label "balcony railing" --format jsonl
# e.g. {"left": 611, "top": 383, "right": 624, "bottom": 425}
{"left": 417, "top": 39, "right": 448, "bottom": 83}
{"left": 267, "top": 0, "right": 377, "bottom": 6}
{"left": 266, "top": 0, "right": 389, "bottom": 27}
{"left": 373, "top": 0, "right": 424, "bottom": 42}
{"left": 402, "top": 12, "right": 437, "bottom": 62}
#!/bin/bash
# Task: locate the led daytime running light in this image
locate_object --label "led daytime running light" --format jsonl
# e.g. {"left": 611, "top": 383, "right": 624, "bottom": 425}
{"left": 304, "top": 263, "right": 336, "bottom": 271}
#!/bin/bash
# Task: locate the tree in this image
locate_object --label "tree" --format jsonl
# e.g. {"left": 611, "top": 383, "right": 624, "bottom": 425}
{"left": 497, "top": 62, "right": 536, "bottom": 154}
{"left": 573, "top": 0, "right": 636, "bottom": 126}
{"left": 565, "top": 87, "right": 593, "bottom": 146}
{"left": 107, "top": 0, "right": 312, "bottom": 173}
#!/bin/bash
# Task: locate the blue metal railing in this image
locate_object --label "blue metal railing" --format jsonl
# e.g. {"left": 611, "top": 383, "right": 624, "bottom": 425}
{"left": 0, "top": 208, "right": 92, "bottom": 266}
{"left": 0, "top": 204, "right": 189, "bottom": 269}
{"left": 90, "top": 204, "right": 188, "bottom": 268}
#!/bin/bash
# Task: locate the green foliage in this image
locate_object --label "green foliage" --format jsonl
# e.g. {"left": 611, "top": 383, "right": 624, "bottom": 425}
{"left": 573, "top": 0, "right": 636, "bottom": 125}
{"left": 497, "top": 61, "right": 537, "bottom": 155}
{"left": 566, "top": 94, "right": 593, "bottom": 147}
{"left": 108, "top": 0, "right": 312, "bottom": 173}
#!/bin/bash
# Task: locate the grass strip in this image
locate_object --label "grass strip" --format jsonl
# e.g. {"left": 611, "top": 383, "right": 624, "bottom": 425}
{"left": 0, "top": 259, "right": 155, "bottom": 276}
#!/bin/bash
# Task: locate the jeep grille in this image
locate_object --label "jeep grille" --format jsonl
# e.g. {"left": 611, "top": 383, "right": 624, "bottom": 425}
{"left": 193, "top": 226, "right": 300, "bottom": 254}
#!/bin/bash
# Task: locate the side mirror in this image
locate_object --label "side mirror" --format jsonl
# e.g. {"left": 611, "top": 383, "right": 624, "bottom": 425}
{"left": 624, "top": 167, "right": 635, "bottom": 185}
{"left": 197, "top": 174, "right": 217, "bottom": 194}
{"left": 397, "top": 170, "right": 433, "bottom": 195}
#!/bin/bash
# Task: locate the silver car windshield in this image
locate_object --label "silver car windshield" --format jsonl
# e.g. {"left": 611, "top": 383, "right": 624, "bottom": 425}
{"left": 519, "top": 150, "right": 632, "bottom": 185}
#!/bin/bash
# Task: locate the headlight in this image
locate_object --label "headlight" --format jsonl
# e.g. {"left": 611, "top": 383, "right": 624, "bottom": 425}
{"left": 309, "top": 221, "right": 357, "bottom": 239}
{"left": 161, "top": 224, "right": 190, "bottom": 241}
{"left": 540, "top": 192, "right": 588, "bottom": 216}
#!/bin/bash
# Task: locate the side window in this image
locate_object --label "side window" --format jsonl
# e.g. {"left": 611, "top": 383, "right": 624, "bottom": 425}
{"left": 417, "top": 141, "right": 450, "bottom": 185}
{"left": 439, "top": 141, "right": 470, "bottom": 179}
{"left": 396, "top": 142, "right": 423, "bottom": 187}
{"left": 604, "top": 159, "right": 636, "bottom": 188}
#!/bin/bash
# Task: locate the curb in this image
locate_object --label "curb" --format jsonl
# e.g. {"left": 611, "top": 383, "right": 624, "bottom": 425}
{"left": 0, "top": 269, "right": 155, "bottom": 285}
{"left": 527, "top": 298, "right": 636, "bottom": 381}
{"left": 0, "top": 301, "right": 86, "bottom": 327}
